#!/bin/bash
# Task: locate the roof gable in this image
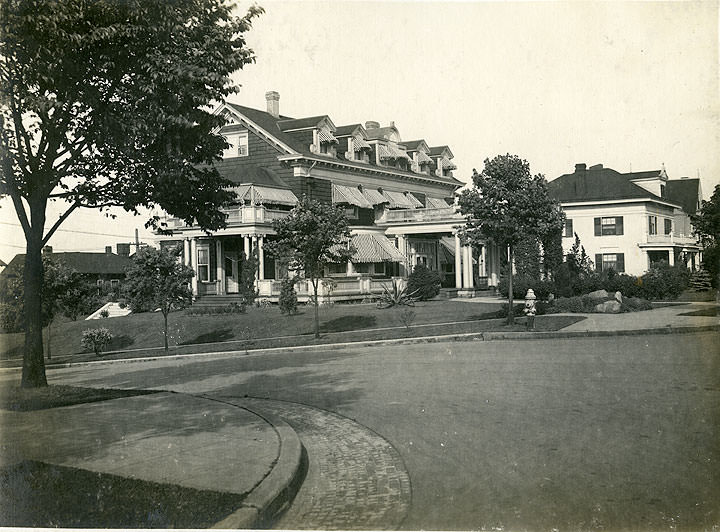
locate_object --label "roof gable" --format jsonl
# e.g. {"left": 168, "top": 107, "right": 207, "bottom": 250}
{"left": 665, "top": 178, "right": 701, "bottom": 215}
{"left": 548, "top": 165, "right": 668, "bottom": 204}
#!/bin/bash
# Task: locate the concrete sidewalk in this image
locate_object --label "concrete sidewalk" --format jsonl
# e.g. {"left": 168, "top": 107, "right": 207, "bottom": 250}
{"left": 0, "top": 391, "right": 305, "bottom": 528}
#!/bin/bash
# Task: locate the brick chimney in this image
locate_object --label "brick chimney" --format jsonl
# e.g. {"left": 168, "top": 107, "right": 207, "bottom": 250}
{"left": 365, "top": 121, "right": 380, "bottom": 130}
{"left": 575, "top": 163, "right": 587, "bottom": 172}
{"left": 265, "top": 91, "right": 279, "bottom": 118}
{"left": 105, "top": 246, "right": 112, "bottom": 254}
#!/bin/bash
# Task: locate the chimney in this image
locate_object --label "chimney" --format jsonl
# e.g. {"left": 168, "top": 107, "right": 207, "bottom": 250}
{"left": 42, "top": 246, "right": 53, "bottom": 255}
{"left": 265, "top": 91, "right": 280, "bottom": 118}
{"left": 575, "top": 163, "right": 587, "bottom": 173}
{"left": 390, "top": 121, "right": 395, "bottom": 128}
{"left": 105, "top": 246, "right": 112, "bottom": 254}
{"left": 365, "top": 121, "right": 380, "bottom": 130}
{"left": 117, "top": 243, "right": 131, "bottom": 257}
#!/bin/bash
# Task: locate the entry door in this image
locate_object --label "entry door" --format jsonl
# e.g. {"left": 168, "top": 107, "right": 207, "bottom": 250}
{"left": 225, "top": 252, "right": 239, "bottom": 293}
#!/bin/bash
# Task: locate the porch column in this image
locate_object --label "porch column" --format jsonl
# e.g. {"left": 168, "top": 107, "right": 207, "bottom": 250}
{"left": 183, "top": 238, "right": 190, "bottom": 266}
{"left": 190, "top": 237, "right": 198, "bottom": 295}
{"left": 397, "top": 234, "right": 407, "bottom": 276}
{"left": 489, "top": 243, "right": 499, "bottom": 287}
{"left": 258, "top": 235, "right": 265, "bottom": 280}
{"left": 215, "top": 240, "right": 223, "bottom": 295}
{"left": 463, "top": 246, "right": 474, "bottom": 289}
{"left": 346, "top": 260, "right": 354, "bottom": 275}
{"left": 243, "top": 235, "right": 250, "bottom": 259}
{"left": 251, "top": 235, "right": 259, "bottom": 280}
{"left": 480, "top": 245, "right": 487, "bottom": 277}
{"left": 436, "top": 240, "right": 441, "bottom": 271}
{"left": 668, "top": 248, "right": 675, "bottom": 266}
{"left": 454, "top": 234, "right": 462, "bottom": 288}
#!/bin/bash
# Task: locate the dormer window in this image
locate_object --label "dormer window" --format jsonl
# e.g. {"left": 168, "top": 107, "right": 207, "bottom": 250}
{"left": 317, "top": 127, "right": 338, "bottom": 156}
{"left": 223, "top": 130, "right": 249, "bottom": 158}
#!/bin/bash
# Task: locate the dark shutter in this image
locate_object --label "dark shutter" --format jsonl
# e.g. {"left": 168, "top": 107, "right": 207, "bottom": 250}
{"left": 617, "top": 254, "right": 625, "bottom": 272}
{"left": 594, "top": 218, "right": 601, "bottom": 236}
{"left": 616, "top": 217, "right": 624, "bottom": 235}
{"left": 665, "top": 218, "right": 672, "bottom": 234}
{"left": 595, "top": 254, "right": 603, "bottom": 272}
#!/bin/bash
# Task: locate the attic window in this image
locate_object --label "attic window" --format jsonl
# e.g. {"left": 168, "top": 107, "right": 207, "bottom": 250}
{"left": 223, "top": 130, "right": 249, "bottom": 158}
{"left": 318, "top": 128, "right": 338, "bottom": 144}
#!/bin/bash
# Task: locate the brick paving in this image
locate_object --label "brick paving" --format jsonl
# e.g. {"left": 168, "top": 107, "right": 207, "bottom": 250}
{"left": 217, "top": 397, "right": 411, "bottom": 530}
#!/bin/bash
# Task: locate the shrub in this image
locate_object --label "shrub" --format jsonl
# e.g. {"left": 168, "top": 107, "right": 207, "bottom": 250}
{"left": 256, "top": 298, "right": 272, "bottom": 309}
{"left": 99, "top": 309, "right": 110, "bottom": 318}
{"left": 279, "top": 278, "right": 298, "bottom": 315}
{"left": 81, "top": 328, "right": 113, "bottom": 356}
{"left": 601, "top": 270, "right": 642, "bottom": 298}
{"left": 407, "top": 264, "right": 441, "bottom": 301}
{"left": 398, "top": 307, "right": 416, "bottom": 329}
{"left": 552, "top": 296, "right": 585, "bottom": 313}
{"left": 638, "top": 263, "right": 690, "bottom": 300}
{"left": 228, "top": 301, "right": 246, "bottom": 314}
{"left": 377, "top": 280, "right": 418, "bottom": 308}
{"left": 499, "top": 276, "right": 556, "bottom": 300}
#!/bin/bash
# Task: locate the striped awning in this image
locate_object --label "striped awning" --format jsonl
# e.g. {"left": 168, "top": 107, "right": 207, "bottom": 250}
{"left": 405, "top": 193, "right": 424, "bottom": 208}
{"left": 426, "top": 197, "right": 450, "bottom": 209}
{"left": 229, "top": 185, "right": 298, "bottom": 206}
{"left": 382, "top": 190, "right": 416, "bottom": 209}
{"left": 438, "top": 155, "right": 457, "bottom": 170}
{"left": 361, "top": 188, "right": 389, "bottom": 205}
{"left": 318, "top": 128, "right": 338, "bottom": 144}
{"left": 350, "top": 234, "right": 408, "bottom": 263}
{"left": 390, "top": 145, "right": 410, "bottom": 160}
{"left": 353, "top": 135, "right": 371, "bottom": 150}
{"left": 376, "top": 144, "right": 409, "bottom": 160}
{"left": 376, "top": 144, "right": 392, "bottom": 160}
{"left": 332, "top": 184, "right": 373, "bottom": 208}
{"left": 416, "top": 150, "right": 433, "bottom": 165}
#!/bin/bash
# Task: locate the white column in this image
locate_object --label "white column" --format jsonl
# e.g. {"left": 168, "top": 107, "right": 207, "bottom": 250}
{"left": 668, "top": 248, "right": 675, "bottom": 266}
{"left": 454, "top": 234, "right": 462, "bottom": 289}
{"left": 251, "top": 235, "right": 259, "bottom": 280}
{"left": 258, "top": 235, "right": 265, "bottom": 280}
{"left": 489, "top": 244, "right": 499, "bottom": 287}
{"left": 397, "top": 234, "right": 407, "bottom": 276}
{"left": 190, "top": 237, "right": 198, "bottom": 295}
{"left": 215, "top": 240, "right": 223, "bottom": 295}
{"left": 243, "top": 235, "right": 250, "bottom": 259}
{"left": 480, "top": 245, "right": 487, "bottom": 277}
{"left": 463, "top": 246, "right": 474, "bottom": 289}
{"left": 183, "top": 239, "right": 190, "bottom": 266}
{"left": 346, "top": 260, "right": 354, "bottom": 275}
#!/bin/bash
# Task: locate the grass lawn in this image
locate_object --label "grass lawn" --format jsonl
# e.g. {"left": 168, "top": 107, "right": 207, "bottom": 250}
{"left": 0, "top": 299, "right": 583, "bottom": 365}
{"left": 0, "top": 384, "right": 156, "bottom": 411}
{"left": 0, "top": 460, "right": 243, "bottom": 528}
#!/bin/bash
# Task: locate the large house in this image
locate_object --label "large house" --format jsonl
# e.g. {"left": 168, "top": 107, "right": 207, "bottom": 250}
{"left": 156, "top": 92, "right": 502, "bottom": 301}
{"left": 548, "top": 163, "right": 702, "bottom": 276}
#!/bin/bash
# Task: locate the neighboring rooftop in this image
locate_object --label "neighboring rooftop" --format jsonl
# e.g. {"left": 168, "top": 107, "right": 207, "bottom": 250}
{"left": 1, "top": 250, "right": 131, "bottom": 279}
{"left": 666, "top": 178, "right": 702, "bottom": 215}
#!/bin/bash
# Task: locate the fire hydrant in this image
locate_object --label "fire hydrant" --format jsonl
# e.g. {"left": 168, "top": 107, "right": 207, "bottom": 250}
{"left": 524, "top": 288, "right": 537, "bottom": 330}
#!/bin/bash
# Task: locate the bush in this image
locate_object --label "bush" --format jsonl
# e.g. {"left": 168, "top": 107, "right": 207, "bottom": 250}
{"left": 552, "top": 296, "right": 585, "bottom": 313}
{"left": 279, "top": 278, "right": 298, "bottom": 315}
{"left": 81, "top": 328, "right": 113, "bottom": 356}
{"left": 99, "top": 309, "right": 110, "bottom": 318}
{"left": 498, "top": 276, "right": 556, "bottom": 300}
{"left": 638, "top": 263, "right": 690, "bottom": 300}
{"left": 601, "top": 270, "right": 643, "bottom": 298}
{"left": 407, "top": 264, "right": 441, "bottom": 300}
{"left": 377, "top": 280, "right": 417, "bottom": 308}
{"left": 398, "top": 307, "right": 416, "bottom": 329}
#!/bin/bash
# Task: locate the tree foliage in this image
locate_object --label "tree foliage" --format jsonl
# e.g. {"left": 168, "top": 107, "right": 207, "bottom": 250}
{"left": 691, "top": 184, "right": 720, "bottom": 285}
{"left": 458, "top": 154, "right": 564, "bottom": 323}
{"left": 0, "top": 0, "right": 263, "bottom": 386}
{"left": 267, "top": 197, "right": 353, "bottom": 338}
{"left": 123, "top": 246, "right": 193, "bottom": 351}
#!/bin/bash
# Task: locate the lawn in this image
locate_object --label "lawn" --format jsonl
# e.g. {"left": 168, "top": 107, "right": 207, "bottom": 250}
{"left": 0, "top": 299, "right": 584, "bottom": 365}
{"left": 0, "top": 384, "right": 156, "bottom": 411}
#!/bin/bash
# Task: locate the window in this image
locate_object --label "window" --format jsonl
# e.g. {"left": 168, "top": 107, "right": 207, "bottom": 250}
{"left": 96, "top": 279, "right": 104, "bottom": 287}
{"left": 563, "top": 219, "right": 574, "bottom": 238}
{"left": 110, "top": 279, "right": 120, "bottom": 287}
{"left": 594, "top": 253, "right": 625, "bottom": 273}
{"left": 222, "top": 130, "right": 249, "bottom": 158}
{"left": 197, "top": 247, "right": 209, "bottom": 282}
{"left": 594, "top": 216, "right": 624, "bottom": 236}
{"left": 648, "top": 215, "right": 657, "bottom": 235}
{"left": 660, "top": 184, "right": 666, "bottom": 197}
{"left": 343, "top": 206, "right": 359, "bottom": 220}
{"left": 664, "top": 218, "right": 672, "bottom": 235}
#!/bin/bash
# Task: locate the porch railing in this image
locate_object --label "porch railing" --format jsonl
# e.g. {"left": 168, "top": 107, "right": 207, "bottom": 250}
{"left": 163, "top": 205, "right": 290, "bottom": 229}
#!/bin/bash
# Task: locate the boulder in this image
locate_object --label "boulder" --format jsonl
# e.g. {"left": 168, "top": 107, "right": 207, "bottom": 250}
{"left": 594, "top": 300, "right": 622, "bottom": 313}
{"left": 614, "top": 291, "right": 623, "bottom": 303}
{"left": 588, "top": 289, "right": 609, "bottom": 300}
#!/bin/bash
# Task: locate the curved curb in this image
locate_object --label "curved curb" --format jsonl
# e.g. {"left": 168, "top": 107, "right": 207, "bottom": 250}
{"left": 209, "top": 402, "right": 308, "bottom": 530}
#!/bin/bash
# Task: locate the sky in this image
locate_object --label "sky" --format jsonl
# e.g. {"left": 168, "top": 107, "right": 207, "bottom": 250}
{"left": 1, "top": 0, "right": 718, "bottom": 264}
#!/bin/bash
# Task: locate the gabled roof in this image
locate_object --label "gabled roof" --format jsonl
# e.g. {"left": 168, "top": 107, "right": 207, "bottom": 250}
{"left": 2, "top": 252, "right": 131, "bottom": 279}
{"left": 334, "top": 124, "right": 366, "bottom": 137}
{"left": 403, "top": 139, "right": 429, "bottom": 153}
{"left": 666, "top": 178, "right": 701, "bottom": 215}
{"left": 214, "top": 159, "right": 290, "bottom": 188}
{"left": 625, "top": 170, "right": 664, "bottom": 180}
{"left": 429, "top": 145, "right": 454, "bottom": 159}
{"left": 277, "top": 115, "right": 334, "bottom": 132}
{"left": 548, "top": 165, "right": 675, "bottom": 206}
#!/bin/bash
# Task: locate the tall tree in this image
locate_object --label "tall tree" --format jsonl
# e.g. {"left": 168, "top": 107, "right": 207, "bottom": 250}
{"left": 267, "top": 197, "right": 353, "bottom": 338}
{"left": 123, "top": 246, "right": 193, "bottom": 352}
{"left": 458, "top": 154, "right": 564, "bottom": 324}
{"left": 0, "top": 0, "right": 263, "bottom": 386}
{"left": 691, "top": 184, "right": 720, "bottom": 286}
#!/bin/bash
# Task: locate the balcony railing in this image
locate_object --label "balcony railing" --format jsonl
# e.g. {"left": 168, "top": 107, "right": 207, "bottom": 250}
{"left": 163, "top": 205, "right": 290, "bottom": 230}
{"left": 379, "top": 207, "right": 460, "bottom": 223}
{"left": 645, "top": 233, "right": 698, "bottom": 246}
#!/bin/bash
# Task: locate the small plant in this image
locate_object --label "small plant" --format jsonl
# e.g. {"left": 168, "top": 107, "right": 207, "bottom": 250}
{"left": 377, "top": 280, "right": 418, "bottom": 308}
{"left": 99, "top": 309, "right": 110, "bottom": 318}
{"left": 256, "top": 298, "right": 272, "bottom": 309}
{"left": 81, "top": 328, "right": 113, "bottom": 356}
{"left": 279, "top": 278, "right": 298, "bottom": 315}
{"left": 321, "top": 278, "right": 338, "bottom": 305}
{"left": 407, "top": 264, "right": 442, "bottom": 300}
{"left": 228, "top": 301, "right": 246, "bottom": 314}
{"left": 398, "top": 307, "right": 416, "bottom": 329}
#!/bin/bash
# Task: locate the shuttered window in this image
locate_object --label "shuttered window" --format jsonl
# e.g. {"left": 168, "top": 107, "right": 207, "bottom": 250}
{"left": 594, "top": 217, "right": 624, "bottom": 236}
{"left": 664, "top": 218, "right": 673, "bottom": 235}
{"left": 595, "top": 253, "right": 625, "bottom": 273}
{"left": 563, "top": 219, "right": 573, "bottom": 238}
{"left": 648, "top": 216, "right": 657, "bottom": 235}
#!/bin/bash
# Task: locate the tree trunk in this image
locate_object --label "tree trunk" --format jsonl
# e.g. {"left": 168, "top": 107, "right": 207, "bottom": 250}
{"left": 163, "top": 311, "right": 169, "bottom": 352}
{"left": 46, "top": 320, "right": 52, "bottom": 360}
{"left": 507, "top": 244, "right": 514, "bottom": 326}
{"left": 22, "top": 233, "right": 48, "bottom": 387}
{"left": 312, "top": 278, "right": 320, "bottom": 339}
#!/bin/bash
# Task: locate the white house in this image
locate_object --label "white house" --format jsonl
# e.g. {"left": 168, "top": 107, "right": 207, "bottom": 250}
{"left": 548, "top": 163, "right": 702, "bottom": 276}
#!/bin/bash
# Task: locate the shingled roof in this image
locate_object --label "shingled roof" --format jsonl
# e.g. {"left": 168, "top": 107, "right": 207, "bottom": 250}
{"left": 665, "top": 178, "right": 701, "bottom": 215}
{"left": 548, "top": 165, "right": 667, "bottom": 204}
{"left": 1, "top": 252, "right": 131, "bottom": 280}
{"left": 213, "top": 159, "right": 290, "bottom": 188}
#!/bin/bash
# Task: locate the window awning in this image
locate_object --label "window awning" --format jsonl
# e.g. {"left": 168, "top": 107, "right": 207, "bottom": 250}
{"left": 332, "top": 183, "right": 373, "bottom": 208}
{"left": 353, "top": 135, "right": 371, "bottom": 150}
{"left": 376, "top": 144, "right": 392, "bottom": 160}
{"left": 382, "top": 190, "right": 417, "bottom": 209}
{"left": 426, "top": 197, "right": 450, "bottom": 209}
{"left": 416, "top": 150, "right": 433, "bottom": 165}
{"left": 350, "top": 234, "right": 408, "bottom": 263}
{"left": 361, "top": 188, "right": 388, "bottom": 205}
{"left": 376, "top": 144, "right": 409, "bottom": 160}
{"left": 229, "top": 184, "right": 298, "bottom": 206}
{"left": 438, "top": 155, "right": 457, "bottom": 170}
{"left": 405, "top": 193, "right": 424, "bottom": 208}
{"left": 318, "top": 128, "right": 338, "bottom": 144}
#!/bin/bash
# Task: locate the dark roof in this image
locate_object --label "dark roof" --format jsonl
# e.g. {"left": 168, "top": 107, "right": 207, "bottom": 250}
{"left": 624, "top": 170, "right": 663, "bottom": 180}
{"left": 666, "top": 178, "right": 701, "bottom": 215}
{"left": 277, "top": 115, "right": 328, "bottom": 132}
{"left": 403, "top": 140, "right": 426, "bottom": 152}
{"left": 0, "top": 259, "right": 6, "bottom": 268}
{"left": 428, "top": 146, "right": 451, "bottom": 156}
{"left": 334, "top": 124, "right": 363, "bottom": 137}
{"left": 548, "top": 165, "right": 668, "bottom": 204}
{"left": 365, "top": 126, "right": 397, "bottom": 141}
{"left": 2, "top": 252, "right": 131, "bottom": 279}
{"left": 214, "top": 159, "right": 289, "bottom": 188}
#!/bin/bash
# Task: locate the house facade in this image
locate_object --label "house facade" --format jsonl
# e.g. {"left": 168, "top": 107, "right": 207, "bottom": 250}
{"left": 548, "top": 163, "right": 702, "bottom": 276}
{"left": 156, "top": 92, "right": 500, "bottom": 301}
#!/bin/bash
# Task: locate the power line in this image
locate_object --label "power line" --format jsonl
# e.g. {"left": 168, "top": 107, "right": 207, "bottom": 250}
{"left": 0, "top": 221, "right": 148, "bottom": 239}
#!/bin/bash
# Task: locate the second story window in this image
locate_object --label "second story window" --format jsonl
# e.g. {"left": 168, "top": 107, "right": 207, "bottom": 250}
{"left": 664, "top": 218, "right": 673, "bottom": 235}
{"left": 648, "top": 215, "right": 658, "bottom": 235}
{"left": 594, "top": 216, "right": 624, "bottom": 236}
{"left": 563, "top": 219, "right": 573, "bottom": 238}
{"left": 223, "top": 130, "right": 249, "bottom": 158}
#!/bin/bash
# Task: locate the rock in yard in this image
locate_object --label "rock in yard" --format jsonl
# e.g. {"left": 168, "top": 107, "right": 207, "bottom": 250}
{"left": 594, "top": 300, "right": 622, "bottom": 313}
{"left": 588, "top": 289, "right": 609, "bottom": 300}
{"left": 614, "top": 291, "right": 623, "bottom": 303}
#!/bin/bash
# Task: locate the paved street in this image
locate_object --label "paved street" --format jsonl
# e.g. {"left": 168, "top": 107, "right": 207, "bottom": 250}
{"left": 17, "top": 331, "right": 720, "bottom": 530}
